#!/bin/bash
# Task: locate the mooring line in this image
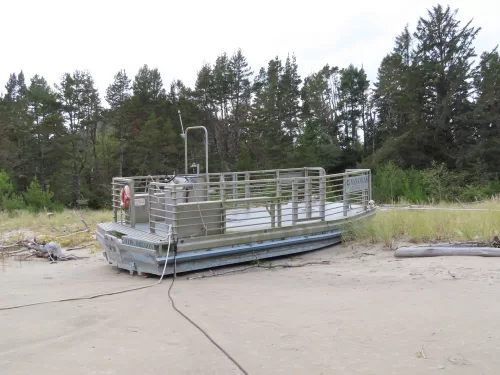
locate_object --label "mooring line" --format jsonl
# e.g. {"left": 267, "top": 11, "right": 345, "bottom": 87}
{"left": 168, "top": 254, "right": 249, "bottom": 375}
{"left": 0, "top": 228, "right": 249, "bottom": 374}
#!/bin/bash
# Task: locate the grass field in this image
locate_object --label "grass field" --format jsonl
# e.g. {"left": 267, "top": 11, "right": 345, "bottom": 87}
{"left": 344, "top": 197, "right": 500, "bottom": 247}
{"left": 0, "top": 209, "right": 112, "bottom": 249}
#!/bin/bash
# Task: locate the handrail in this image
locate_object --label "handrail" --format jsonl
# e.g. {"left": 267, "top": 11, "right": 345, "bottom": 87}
{"left": 144, "top": 170, "right": 364, "bottom": 187}
{"left": 116, "top": 168, "right": 372, "bottom": 239}
{"left": 183, "top": 126, "right": 209, "bottom": 178}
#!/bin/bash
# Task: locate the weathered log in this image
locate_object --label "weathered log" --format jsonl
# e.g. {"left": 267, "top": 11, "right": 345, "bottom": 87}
{"left": 394, "top": 246, "right": 500, "bottom": 258}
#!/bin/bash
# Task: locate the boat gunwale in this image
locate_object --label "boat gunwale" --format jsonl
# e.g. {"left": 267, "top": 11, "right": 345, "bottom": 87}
{"left": 97, "top": 207, "right": 376, "bottom": 253}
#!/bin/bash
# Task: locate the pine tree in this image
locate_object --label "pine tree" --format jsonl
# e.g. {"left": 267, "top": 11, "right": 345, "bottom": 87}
{"left": 27, "top": 75, "right": 66, "bottom": 192}
{"left": 132, "top": 64, "right": 166, "bottom": 106}
{"left": 105, "top": 69, "right": 131, "bottom": 176}
{"left": 3, "top": 71, "right": 31, "bottom": 190}
{"left": 56, "top": 70, "right": 101, "bottom": 205}
{"left": 413, "top": 4, "right": 480, "bottom": 166}
{"left": 471, "top": 48, "right": 500, "bottom": 176}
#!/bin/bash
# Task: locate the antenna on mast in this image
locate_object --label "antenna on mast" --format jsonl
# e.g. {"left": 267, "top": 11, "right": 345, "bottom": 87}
{"left": 178, "top": 109, "right": 186, "bottom": 138}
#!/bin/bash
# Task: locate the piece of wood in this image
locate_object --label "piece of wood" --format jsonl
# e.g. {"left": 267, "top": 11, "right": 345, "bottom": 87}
{"left": 72, "top": 210, "right": 89, "bottom": 230}
{"left": 395, "top": 246, "right": 500, "bottom": 258}
{"left": 187, "top": 260, "right": 331, "bottom": 280}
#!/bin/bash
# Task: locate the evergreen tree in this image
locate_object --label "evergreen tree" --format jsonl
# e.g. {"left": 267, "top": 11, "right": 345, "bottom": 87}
{"left": 56, "top": 70, "right": 101, "bottom": 205}
{"left": 413, "top": 4, "right": 480, "bottom": 167}
{"left": 27, "top": 75, "right": 66, "bottom": 191}
{"left": 471, "top": 48, "right": 500, "bottom": 176}
{"left": 105, "top": 69, "right": 131, "bottom": 176}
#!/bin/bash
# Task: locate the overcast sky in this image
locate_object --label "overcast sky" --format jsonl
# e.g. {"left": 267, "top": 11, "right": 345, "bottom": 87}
{"left": 1, "top": 0, "right": 498, "bottom": 99}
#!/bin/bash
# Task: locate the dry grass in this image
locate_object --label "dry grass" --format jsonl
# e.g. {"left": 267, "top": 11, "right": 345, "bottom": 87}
{"left": 346, "top": 198, "right": 500, "bottom": 247}
{"left": 2, "top": 198, "right": 500, "bottom": 252}
{"left": 0, "top": 209, "right": 113, "bottom": 249}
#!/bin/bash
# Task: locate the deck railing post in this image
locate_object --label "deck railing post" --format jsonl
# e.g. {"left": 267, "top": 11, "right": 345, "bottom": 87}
{"left": 292, "top": 178, "right": 298, "bottom": 225}
{"left": 305, "top": 177, "right": 312, "bottom": 219}
{"left": 129, "top": 180, "right": 136, "bottom": 228}
{"left": 220, "top": 174, "right": 226, "bottom": 234}
{"left": 319, "top": 173, "right": 326, "bottom": 221}
{"left": 303, "top": 168, "right": 308, "bottom": 202}
{"left": 362, "top": 171, "right": 368, "bottom": 210}
{"left": 220, "top": 174, "right": 225, "bottom": 201}
{"left": 276, "top": 171, "right": 282, "bottom": 227}
{"left": 270, "top": 202, "right": 276, "bottom": 228}
{"left": 245, "top": 171, "right": 250, "bottom": 209}
{"left": 149, "top": 184, "right": 156, "bottom": 234}
{"left": 171, "top": 185, "right": 178, "bottom": 241}
{"left": 343, "top": 173, "right": 349, "bottom": 217}
{"left": 368, "top": 170, "right": 372, "bottom": 202}
{"left": 112, "top": 179, "right": 117, "bottom": 223}
{"left": 232, "top": 172, "right": 238, "bottom": 208}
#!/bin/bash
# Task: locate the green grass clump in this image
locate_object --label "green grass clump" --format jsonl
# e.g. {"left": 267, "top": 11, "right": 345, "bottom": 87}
{"left": 344, "top": 198, "right": 500, "bottom": 247}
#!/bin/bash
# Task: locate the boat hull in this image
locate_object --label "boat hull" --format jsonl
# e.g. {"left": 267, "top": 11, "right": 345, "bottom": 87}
{"left": 96, "top": 209, "right": 375, "bottom": 276}
{"left": 97, "top": 230, "right": 342, "bottom": 276}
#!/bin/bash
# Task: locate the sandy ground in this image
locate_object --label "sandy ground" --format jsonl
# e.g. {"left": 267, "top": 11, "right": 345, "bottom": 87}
{"left": 1, "top": 243, "right": 500, "bottom": 375}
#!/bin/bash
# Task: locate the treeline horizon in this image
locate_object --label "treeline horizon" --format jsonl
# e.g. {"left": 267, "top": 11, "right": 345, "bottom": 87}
{"left": 1, "top": 3, "right": 499, "bottom": 212}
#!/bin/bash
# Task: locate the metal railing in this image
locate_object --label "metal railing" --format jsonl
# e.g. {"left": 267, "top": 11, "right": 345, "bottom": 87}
{"left": 112, "top": 168, "right": 372, "bottom": 238}
{"left": 112, "top": 178, "right": 134, "bottom": 226}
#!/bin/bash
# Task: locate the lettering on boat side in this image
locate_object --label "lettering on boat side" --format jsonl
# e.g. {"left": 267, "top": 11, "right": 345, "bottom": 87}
{"left": 345, "top": 175, "right": 369, "bottom": 193}
{"left": 123, "top": 238, "right": 156, "bottom": 250}
{"left": 135, "top": 198, "right": 146, "bottom": 206}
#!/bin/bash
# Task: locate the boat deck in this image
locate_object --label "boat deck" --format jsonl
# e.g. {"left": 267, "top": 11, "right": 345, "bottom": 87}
{"left": 108, "top": 202, "right": 364, "bottom": 241}
{"left": 98, "top": 222, "right": 169, "bottom": 242}
{"left": 225, "top": 201, "right": 363, "bottom": 231}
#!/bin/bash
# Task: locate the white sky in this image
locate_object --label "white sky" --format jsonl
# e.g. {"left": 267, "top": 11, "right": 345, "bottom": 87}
{"left": 1, "top": 0, "right": 498, "bottom": 99}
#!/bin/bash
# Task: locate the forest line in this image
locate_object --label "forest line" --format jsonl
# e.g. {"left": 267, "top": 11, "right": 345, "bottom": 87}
{"left": 0, "top": 3, "right": 499, "bottom": 211}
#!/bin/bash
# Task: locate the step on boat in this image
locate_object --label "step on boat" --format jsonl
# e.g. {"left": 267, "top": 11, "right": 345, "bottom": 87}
{"left": 96, "top": 125, "right": 376, "bottom": 276}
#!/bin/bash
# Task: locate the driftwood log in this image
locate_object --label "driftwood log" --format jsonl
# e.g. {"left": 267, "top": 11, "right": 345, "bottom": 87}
{"left": 1, "top": 238, "right": 84, "bottom": 261}
{"left": 394, "top": 246, "right": 500, "bottom": 258}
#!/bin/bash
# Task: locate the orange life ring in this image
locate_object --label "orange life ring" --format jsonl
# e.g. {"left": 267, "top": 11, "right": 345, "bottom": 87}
{"left": 120, "top": 185, "right": 131, "bottom": 209}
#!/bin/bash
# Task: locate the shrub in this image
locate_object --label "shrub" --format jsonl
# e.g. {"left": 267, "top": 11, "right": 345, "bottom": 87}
{"left": 0, "top": 170, "right": 27, "bottom": 212}
{"left": 371, "top": 162, "right": 500, "bottom": 204}
{"left": 23, "top": 176, "right": 57, "bottom": 213}
{"left": 2, "top": 194, "right": 26, "bottom": 213}
{"left": 0, "top": 170, "right": 14, "bottom": 197}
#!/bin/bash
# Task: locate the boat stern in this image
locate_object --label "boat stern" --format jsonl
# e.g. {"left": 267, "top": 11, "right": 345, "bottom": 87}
{"left": 95, "top": 222, "right": 170, "bottom": 275}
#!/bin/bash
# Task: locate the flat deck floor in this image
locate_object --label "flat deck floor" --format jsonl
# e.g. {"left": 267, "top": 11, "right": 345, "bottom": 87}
{"left": 129, "top": 202, "right": 364, "bottom": 238}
